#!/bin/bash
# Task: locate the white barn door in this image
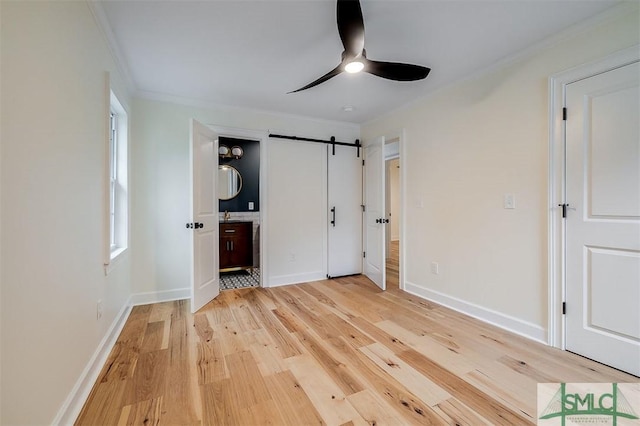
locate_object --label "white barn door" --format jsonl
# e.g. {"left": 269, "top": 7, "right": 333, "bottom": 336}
{"left": 363, "top": 136, "right": 386, "bottom": 290}
{"left": 190, "top": 119, "right": 220, "bottom": 313}
{"left": 565, "top": 61, "right": 640, "bottom": 376}
{"left": 327, "top": 144, "right": 362, "bottom": 278}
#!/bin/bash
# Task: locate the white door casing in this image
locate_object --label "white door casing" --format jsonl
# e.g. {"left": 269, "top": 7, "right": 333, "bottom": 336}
{"left": 565, "top": 61, "right": 640, "bottom": 376}
{"left": 327, "top": 144, "right": 363, "bottom": 277}
{"left": 190, "top": 119, "right": 220, "bottom": 313}
{"left": 364, "top": 136, "right": 386, "bottom": 290}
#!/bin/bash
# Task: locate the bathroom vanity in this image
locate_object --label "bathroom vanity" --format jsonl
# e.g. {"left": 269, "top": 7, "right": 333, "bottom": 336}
{"left": 219, "top": 221, "right": 253, "bottom": 272}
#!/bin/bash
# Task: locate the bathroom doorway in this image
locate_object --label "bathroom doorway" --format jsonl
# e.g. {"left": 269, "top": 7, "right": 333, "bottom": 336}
{"left": 217, "top": 135, "right": 262, "bottom": 290}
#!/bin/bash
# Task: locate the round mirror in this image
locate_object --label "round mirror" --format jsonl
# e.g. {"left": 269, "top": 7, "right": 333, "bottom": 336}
{"left": 218, "top": 165, "right": 242, "bottom": 200}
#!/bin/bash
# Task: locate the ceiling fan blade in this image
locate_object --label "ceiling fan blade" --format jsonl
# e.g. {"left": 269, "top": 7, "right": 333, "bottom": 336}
{"left": 288, "top": 64, "right": 343, "bottom": 93}
{"left": 364, "top": 59, "right": 431, "bottom": 81}
{"left": 337, "top": 0, "right": 365, "bottom": 57}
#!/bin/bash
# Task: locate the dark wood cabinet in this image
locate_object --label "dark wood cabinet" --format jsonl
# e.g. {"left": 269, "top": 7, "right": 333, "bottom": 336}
{"left": 219, "top": 221, "right": 253, "bottom": 272}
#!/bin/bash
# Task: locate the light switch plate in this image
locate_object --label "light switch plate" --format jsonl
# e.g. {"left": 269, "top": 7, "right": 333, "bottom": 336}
{"left": 248, "top": 201, "right": 254, "bottom": 210}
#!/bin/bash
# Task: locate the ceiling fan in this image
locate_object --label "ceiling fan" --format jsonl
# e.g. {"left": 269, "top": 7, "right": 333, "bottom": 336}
{"left": 289, "top": 0, "right": 431, "bottom": 93}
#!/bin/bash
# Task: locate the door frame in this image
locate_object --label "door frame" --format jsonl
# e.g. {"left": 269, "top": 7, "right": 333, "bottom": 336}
{"left": 211, "top": 125, "right": 269, "bottom": 287}
{"left": 383, "top": 131, "right": 406, "bottom": 291}
{"left": 547, "top": 45, "right": 639, "bottom": 349}
{"left": 365, "top": 130, "right": 406, "bottom": 291}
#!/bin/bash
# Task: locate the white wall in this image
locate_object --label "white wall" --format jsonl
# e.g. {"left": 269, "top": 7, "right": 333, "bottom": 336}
{"left": 131, "top": 97, "right": 359, "bottom": 295}
{"left": 1, "top": 1, "right": 132, "bottom": 424}
{"left": 362, "top": 6, "right": 639, "bottom": 340}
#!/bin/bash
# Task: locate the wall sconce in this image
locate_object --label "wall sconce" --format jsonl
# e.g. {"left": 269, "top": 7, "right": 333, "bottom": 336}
{"left": 219, "top": 145, "right": 243, "bottom": 159}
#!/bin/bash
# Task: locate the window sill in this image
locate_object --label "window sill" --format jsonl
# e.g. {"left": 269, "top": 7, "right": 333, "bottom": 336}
{"left": 104, "top": 247, "right": 128, "bottom": 275}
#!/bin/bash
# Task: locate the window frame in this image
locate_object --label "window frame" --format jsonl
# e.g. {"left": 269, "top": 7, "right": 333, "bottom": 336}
{"left": 106, "top": 89, "right": 128, "bottom": 268}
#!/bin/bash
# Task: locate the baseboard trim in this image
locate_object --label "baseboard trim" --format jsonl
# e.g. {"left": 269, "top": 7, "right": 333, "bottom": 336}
{"left": 52, "top": 288, "right": 192, "bottom": 424}
{"left": 404, "top": 281, "right": 547, "bottom": 344}
{"left": 129, "top": 287, "right": 190, "bottom": 306}
{"left": 267, "top": 271, "right": 326, "bottom": 288}
{"left": 52, "top": 297, "right": 132, "bottom": 425}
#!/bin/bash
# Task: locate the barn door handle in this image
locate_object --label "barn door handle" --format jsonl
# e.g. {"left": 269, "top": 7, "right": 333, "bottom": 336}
{"left": 330, "top": 207, "right": 336, "bottom": 227}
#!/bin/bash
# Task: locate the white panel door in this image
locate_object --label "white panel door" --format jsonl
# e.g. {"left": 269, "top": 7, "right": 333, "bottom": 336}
{"left": 190, "top": 119, "right": 220, "bottom": 313}
{"left": 565, "top": 61, "right": 640, "bottom": 376}
{"left": 328, "top": 145, "right": 363, "bottom": 277}
{"left": 364, "top": 136, "right": 386, "bottom": 289}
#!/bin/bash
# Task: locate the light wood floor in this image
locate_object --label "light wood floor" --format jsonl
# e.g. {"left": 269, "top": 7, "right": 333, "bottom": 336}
{"left": 77, "top": 254, "right": 635, "bottom": 425}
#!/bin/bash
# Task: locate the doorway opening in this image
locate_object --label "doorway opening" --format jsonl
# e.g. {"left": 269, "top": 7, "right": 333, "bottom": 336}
{"left": 383, "top": 136, "right": 403, "bottom": 291}
{"left": 218, "top": 136, "right": 261, "bottom": 290}
{"left": 385, "top": 157, "right": 400, "bottom": 290}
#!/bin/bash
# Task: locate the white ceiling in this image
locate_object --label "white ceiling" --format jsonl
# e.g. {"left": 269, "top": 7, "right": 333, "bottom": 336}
{"left": 98, "top": 0, "right": 620, "bottom": 124}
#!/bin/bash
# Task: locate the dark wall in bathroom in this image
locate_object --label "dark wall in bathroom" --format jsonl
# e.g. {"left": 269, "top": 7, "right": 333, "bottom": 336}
{"left": 219, "top": 137, "right": 260, "bottom": 212}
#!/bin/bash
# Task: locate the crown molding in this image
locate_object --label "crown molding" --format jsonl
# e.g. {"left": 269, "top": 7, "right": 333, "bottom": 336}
{"left": 364, "top": 1, "right": 640, "bottom": 127}
{"left": 86, "top": 0, "right": 136, "bottom": 94}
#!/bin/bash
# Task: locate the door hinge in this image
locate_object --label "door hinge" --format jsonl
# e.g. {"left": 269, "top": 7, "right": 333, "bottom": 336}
{"left": 562, "top": 302, "right": 566, "bottom": 315}
{"left": 363, "top": 251, "right": 366, "bottom": 258}
{"left": 562, "top": 107, "right": 567, "bottom": 121}
{"left": 362, "top": 159, "right": 365, "bottom": 166}
{"left": 361, "top": 204, "right": 365, "bottom": 212}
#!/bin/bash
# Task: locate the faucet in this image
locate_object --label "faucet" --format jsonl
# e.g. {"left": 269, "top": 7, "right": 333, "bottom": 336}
{"left": 224, "top": 210, "right": 230, "bottom": 222}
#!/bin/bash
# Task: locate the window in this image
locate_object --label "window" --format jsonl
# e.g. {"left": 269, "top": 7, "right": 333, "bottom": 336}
{"left": 107, "top": 91, "right": 128, "bottom": 263}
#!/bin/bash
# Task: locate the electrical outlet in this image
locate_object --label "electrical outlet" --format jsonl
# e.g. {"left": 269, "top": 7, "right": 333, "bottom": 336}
{"left": 504, "top": 193, "right": 516, "bottom": 209}
{"left": 430, "top": 262, "right": 439, "bottom": 275}
{"left": 288, "top": 253, "right": 296, "bottom": 262}
{"left": 97, "top": 299, "right": 103, "bottom": 320}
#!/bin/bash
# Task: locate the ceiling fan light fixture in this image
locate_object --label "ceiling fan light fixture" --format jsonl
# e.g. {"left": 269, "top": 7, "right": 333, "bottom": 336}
{"left": 345, "top": 60, "right": 364, "bottom": 73}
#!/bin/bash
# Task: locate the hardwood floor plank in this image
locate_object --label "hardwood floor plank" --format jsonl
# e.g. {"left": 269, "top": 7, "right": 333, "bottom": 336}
{"left": 347, "top": 389, "right": 408, "bottom": 426}
{"left": 201, "top": 379, "right": 239, "bottom": 426}
{"left": 265, "top": 370, "right": 325, "bottom": 425}
{"left": 226, "top": 350, "right": 272, "bottom": 410}
{"left": 244, "top": 290, "right": 303, "bottom": 359}
{"left": 116, "top": 404, "right": 131, "bottom": 426}
{"left": 196, "top": 339, "right": 228, "bottom": 384}
{"left": 321, "top": 313, "right": 375, "bottom": 349}
{"left": 463, "top": 367, "right": 536, "bottom": 421}
{"left": 295, "top": 328, "right": 366, "bottom": 396}
{"left": 78, "top": 271, "right": 637, "bottom": 425}
{"left": 323, "top": 335, "right": 447, "bottom": 425}
{"left": 433, "top": 398, "right": 493, "bottom": 425}
{"left": 359, "top": 343, "right": 451, "bottom": 406}
{"left": 247, "top": 329, "right": 288, "bottom": 376}
{"left": 140, "top": 321, "right": 166, "bottom": 354}
{"left": 398, "top": 348, "right": 534, "bottom": 425}
{"left": 286, "top": 354, "right": 366, "bottom": 426}
{"left": 376, "top": 319, "right": 477, "bottom": 376}
{"left": 271, "top": 307, "right": 308, "bottom": 333}
{"left": 194, "top": 313, "right": 214, "bottom": 343}
{"left": 348, "top": 316, "right": 411, "bottom": 355}
{"left": 75, "top": 380, "right": 127, "bottom": 425}
{"left": 121, "top": 397, "right": 163, "bottom": 426}
{"left": 123, "top": 349, "right": 168, "bottom": 406}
